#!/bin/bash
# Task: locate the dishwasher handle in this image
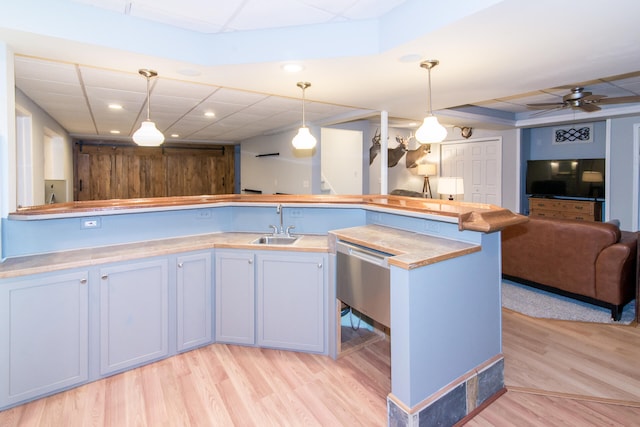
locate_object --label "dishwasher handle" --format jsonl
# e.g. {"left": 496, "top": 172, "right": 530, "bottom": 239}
{"left": 336, "top": 242, "right": 389, "bottom": 267}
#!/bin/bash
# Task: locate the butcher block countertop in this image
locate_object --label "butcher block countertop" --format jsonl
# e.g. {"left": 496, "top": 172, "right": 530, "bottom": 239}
{"left": 0, "top": 233, "right": 329, "bottom": 279}
{"left": 330, "top": 224, "right": 481, "bottom": 269}
{"left": 1, "top": 226, "right": 480, "bottom": 279}
{"left": 10, "top": 194, "right": 526, "bottom": 233}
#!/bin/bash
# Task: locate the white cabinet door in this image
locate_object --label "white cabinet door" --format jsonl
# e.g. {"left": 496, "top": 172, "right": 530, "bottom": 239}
{"left": 0, "top": 271, "right": 89, "bottom": 409}
{"left": 215, "top": 250, "right": 255, "bottom": 345}
{"left": 177, "top": 251, "right": 212, "bottom": 352}
{"left": 99, "top": 259, "right": 169, "bottom": 375}
{"left": 256, "top": 252, "right": 326, "bottom": 353}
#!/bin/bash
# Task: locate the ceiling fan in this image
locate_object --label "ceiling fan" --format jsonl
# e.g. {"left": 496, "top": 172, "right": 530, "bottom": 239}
{"left": 527, "top": 86, "right": 640, "bottom": 113}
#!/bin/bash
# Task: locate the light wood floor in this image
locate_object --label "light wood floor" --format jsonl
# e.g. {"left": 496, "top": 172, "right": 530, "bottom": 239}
{"left": 468, "top": 309, "right": 640, "bottom": 426}
{"left": 1, "top": 310, "right": 639, "bottom": 426}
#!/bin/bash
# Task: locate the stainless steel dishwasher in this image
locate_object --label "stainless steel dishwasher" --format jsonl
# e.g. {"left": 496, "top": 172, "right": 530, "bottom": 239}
{"left": 336, "top": 241, "right": 391, "bottom": 328}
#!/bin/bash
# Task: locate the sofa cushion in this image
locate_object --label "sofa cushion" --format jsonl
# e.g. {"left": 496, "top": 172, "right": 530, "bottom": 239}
{"left": 502, "top": 217, "right": 621, "bottom": 298}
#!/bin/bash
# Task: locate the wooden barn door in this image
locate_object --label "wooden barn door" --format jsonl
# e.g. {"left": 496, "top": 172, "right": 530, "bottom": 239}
{"left": 74, "top": 142, "right": 234, "bottom": 201}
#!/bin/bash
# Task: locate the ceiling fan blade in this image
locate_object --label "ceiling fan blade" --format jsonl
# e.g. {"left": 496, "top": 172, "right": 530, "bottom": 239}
{"left": 596, "top": 95, "right": 640, "bottom": 104}
{"left": 576, "top": 103, "right": 601, "bottom": 112}
{"left": 582, "top": 94, "right": 607, "bottom": 102}
{"left": 526, "top": 102, "right": 565, "bottom": 109}
{"left": 530, "top": 106, "right": 566, "bottom": 116}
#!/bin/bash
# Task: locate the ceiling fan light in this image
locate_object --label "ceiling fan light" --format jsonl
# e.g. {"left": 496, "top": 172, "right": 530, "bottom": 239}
{"left": 133, "top": 120, "right": 165, "bottom": 147}
{"left": 415, "top": 115, "right": 447, "bottom": 144}
{"left": 292, "top": 126, "right": 317, "bottom": 149}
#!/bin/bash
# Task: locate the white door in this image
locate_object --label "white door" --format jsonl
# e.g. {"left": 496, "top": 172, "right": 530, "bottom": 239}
{"left": 320, "top": 128, "right": 363, "bottom": 194}
{"left": 440, "top": 138, "right": 502, "bottom": 205}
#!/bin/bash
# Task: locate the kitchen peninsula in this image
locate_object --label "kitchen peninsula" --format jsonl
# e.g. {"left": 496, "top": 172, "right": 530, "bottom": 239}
{"left": 0, "top": 195, "right": 525, "bottom": 426}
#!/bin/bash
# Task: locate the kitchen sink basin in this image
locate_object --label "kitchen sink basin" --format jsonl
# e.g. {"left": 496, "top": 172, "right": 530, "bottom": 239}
{"left": 252, "top": 235, "right": 299, "bottom": 245}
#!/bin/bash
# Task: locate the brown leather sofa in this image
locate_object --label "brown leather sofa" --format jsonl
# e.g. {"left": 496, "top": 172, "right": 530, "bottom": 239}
{"left": 501, "top": 217, "right": 637, "bottom": 320}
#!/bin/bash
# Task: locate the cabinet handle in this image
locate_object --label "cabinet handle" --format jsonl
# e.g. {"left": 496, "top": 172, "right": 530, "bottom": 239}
{"left": 248, "top": 259, "right": 253, "bottom": 264}
{"left": 80, "top": 278, "right": 87, "bottom": 284}
{"left": 318, "top": 263, "right": 323, "bottom": 268}
{"left": 178, "top": 262, "right": 183, "bottom": 268}
{"left": 101, "top": 274, "right": 108, "bottom": 280}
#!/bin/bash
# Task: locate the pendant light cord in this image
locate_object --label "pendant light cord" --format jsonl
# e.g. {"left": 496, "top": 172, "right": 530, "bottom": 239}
{"left": 297, "top": 82, "right": 311, "bottom": 127}
{"left": 301, "top": 86, "right": 306, "bottom": 126}
{"left": 145, "top": 75, "right": 151, "bottom": 121}
{"left": 427, "top": 66, "right": 433, "bottom": 115}
{"left": 420, "top": 60, "right": 439, "bottom": 116}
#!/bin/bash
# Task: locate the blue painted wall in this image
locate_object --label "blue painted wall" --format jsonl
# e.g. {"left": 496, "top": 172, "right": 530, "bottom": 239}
{"left": 2, "top": 203, "right": 485, "bottom": 258}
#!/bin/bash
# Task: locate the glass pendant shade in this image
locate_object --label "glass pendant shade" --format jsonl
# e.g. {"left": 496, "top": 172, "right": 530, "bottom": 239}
{"left": 415, "top": 115, "right": 447, "bottom": 144}
{"left": 292, "top": 126, "right": 317, "bottom": 149}
{"left": 133, "top": 120, "right": 165, "bottom": 147}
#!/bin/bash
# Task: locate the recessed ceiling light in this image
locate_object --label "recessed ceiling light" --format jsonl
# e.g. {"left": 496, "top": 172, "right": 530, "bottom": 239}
{"left": 282, "top": 63, "right": 304, "bottom": 73}
{"left": 110, "top": 130, "right": 121, "bottom": 134}
{"left": 204, "top": 111, "right": 215, "bottom": 117}
{"left": 108, "top": 104, "right": 123, "bottom": 110}
{"left": 171, "top": 134, "right": 179, "bottom": 138}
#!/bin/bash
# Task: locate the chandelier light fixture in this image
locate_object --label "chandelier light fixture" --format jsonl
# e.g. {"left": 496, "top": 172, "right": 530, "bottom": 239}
{"left": 132, "top": 69, "right": 165, "bottom": 147}
{"left": 292, "top": 81, "right": 317, "bottom": 149}
{"left": 415, "top": 59, "right": 447, "bottom": 144}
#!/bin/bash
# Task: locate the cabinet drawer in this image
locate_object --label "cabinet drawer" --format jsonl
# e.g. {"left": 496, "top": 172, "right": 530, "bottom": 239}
{"left": 529, "top": 199, "right": 561, "bottom": 210}
{"left": 559, "top": 201, "right": 595, "bottom": 214}
{"left": 529, "top": 209, "right": 562, "bottom": 218}
{"left": 561, "top": 211, "right": 595, "bottom": 221}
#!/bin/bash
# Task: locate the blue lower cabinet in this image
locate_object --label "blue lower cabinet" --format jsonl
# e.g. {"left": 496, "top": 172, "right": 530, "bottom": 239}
{"left": 0, "top": 271, "right": 89, "bottom": 409}
{"left": 99, "top": 259, "right": 169, "bottom": 376}
{"left": 215, "top": 250, "right": 256, "bottom": 345}
{"left": 176, "top": 252, "right": 213, "bottom": 352}
{"left": 256, "top": 252, "right": 327, "bottom": 354}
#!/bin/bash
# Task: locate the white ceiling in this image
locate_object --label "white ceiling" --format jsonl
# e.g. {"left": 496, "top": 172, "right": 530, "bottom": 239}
{"left": 4, "top": 0, "right": 640, "bottom": 143}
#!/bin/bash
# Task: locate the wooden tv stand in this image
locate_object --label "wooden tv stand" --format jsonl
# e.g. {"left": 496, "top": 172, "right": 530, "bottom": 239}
{"left": 528, "top": 198, "right": 602, "bottom": 222}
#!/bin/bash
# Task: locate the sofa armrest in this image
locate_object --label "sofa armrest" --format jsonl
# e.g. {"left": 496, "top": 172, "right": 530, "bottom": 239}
{"left": 595, "top": 238, "right": 637, "bottom": 305}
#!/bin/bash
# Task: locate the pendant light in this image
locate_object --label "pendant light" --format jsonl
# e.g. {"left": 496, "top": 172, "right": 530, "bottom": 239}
{"left": 292, "top": 82, "right": 317, "bottom": 149}
{"left": 133, "top": 69, "right": 165, "bottom": 147}
{"left": 415, "top": 59, "right": 447, "bottom": 144}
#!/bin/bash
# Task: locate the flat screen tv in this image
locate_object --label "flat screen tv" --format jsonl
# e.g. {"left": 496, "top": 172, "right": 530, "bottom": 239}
{"left": 526, "top": 158, "right": 605, "bottom": 199}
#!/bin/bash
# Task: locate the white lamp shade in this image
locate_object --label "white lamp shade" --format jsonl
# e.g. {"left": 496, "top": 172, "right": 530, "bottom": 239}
{"left": 133, "top": 120, "right": 165, "bottom": 147}
{"left": 292, "top": 126, "right": 317, "bottom": 149}
{"left": 417, "top": 163, "right": 437, "bottom": 176}
{"left": 582, "top": 171, "right": 603, "bottom": 183}
{"left": 437, "top": 177, "right": 464, "bottom": 196}
{"left": 415, "top": 115, "right": 447, "bottom": 144}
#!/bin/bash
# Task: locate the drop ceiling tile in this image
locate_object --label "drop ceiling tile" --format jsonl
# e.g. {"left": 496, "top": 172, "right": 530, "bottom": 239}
{"left": 208, "top": 88, "right": 271, "bottom": 105}
{"left": 79, "top": 66, "right": 143, "bottom": 92}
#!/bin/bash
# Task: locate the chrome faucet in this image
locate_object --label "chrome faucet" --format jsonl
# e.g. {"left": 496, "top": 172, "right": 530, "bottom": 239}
{"left": 269, "top": 204, "right": 284, "bottom": 235}
{"left": 285, "top": 225, "right": 295, "bottom": 237}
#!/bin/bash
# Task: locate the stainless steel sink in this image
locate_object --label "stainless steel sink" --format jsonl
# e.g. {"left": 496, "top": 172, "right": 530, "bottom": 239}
{"left": 252, "top": 235, "right": 299, "bottom": 245}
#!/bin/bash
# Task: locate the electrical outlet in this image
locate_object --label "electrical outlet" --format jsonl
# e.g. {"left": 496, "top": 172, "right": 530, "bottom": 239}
{"left": 290, "top": 209, "right": 303, "bottom": 218}
{"left": 196, "top": 209, "right": 212, "bottom": 219}
{"left": 81, "top": 217, "right": 101, "bottom": 229}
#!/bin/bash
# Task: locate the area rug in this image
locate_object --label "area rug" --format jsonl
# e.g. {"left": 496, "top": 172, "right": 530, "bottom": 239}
{"left": 502, "top": 280, "right": 636, "bottom": 325}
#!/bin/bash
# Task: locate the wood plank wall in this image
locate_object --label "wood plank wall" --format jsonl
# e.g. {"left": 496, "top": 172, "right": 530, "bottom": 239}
{"left": 73, "top": 141, "right": 235, "bottom": 201}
